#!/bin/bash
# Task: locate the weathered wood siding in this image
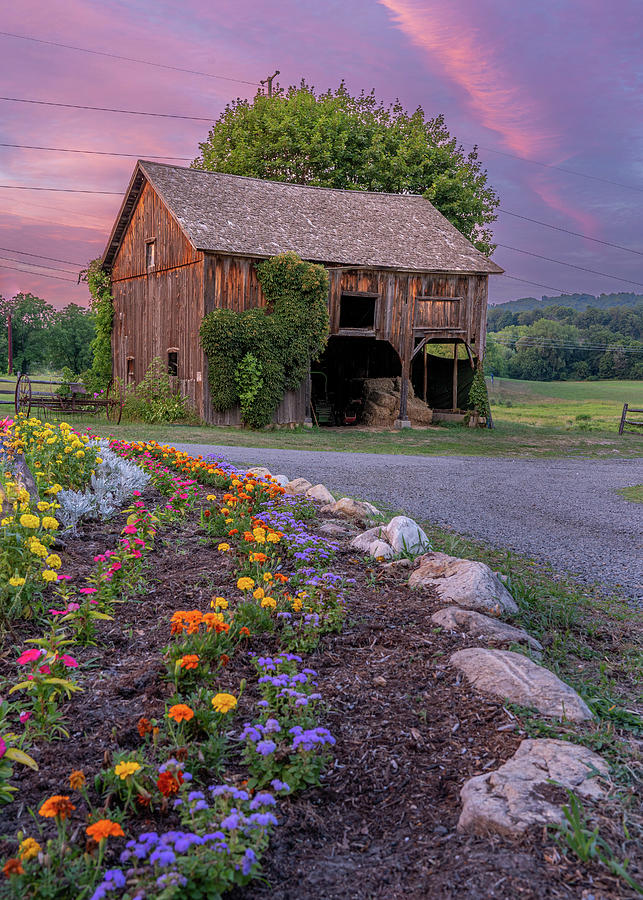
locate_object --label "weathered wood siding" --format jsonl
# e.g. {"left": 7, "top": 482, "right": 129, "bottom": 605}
{"left": 110, "top": 182, "right": 205, "bottom": 416}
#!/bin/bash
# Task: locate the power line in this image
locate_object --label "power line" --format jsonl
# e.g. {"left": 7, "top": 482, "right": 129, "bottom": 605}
{"left": 0, "top": 263, "right": 78, "bottom": 283}
{"left": 0, "top": 96, "right": 213, "bottom": 122}
{"left": 0, "top": 246, "right": 85, "bottom": 266}
{"left": 487, "top": 336, "right": 643, "bottom": 354}
{"left": 0, "top": 142, "right": 192, "bottom": 161}
{"left": 462, "top": 141, "right": 643, "bottom": 194}
{"left": 496, "top": 243, "right": 643, "bottom": 288}
{"left": 0, "top": 254, "right": 78, "bottom": 274}
{"left": 501, "top": 274, "right": 573, "bottom": 295}
{"left": 0, "top": 184, "right": 120, "bottom": 195}
{"left": 498, "top": 209, "right": 643, "bottom": 256}
{"left": 0, "top": 31, "right": 260, "bottom": 87}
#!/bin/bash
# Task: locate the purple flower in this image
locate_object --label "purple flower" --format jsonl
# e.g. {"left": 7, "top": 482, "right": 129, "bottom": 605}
{"left": 256, "top": 739, "right": 277, "bottom": 756}
{"left": 242, "top": 847, "right": 257, "bottom": 876}
{"left": 271, "top": 779, "right": 291, "bottom": 793}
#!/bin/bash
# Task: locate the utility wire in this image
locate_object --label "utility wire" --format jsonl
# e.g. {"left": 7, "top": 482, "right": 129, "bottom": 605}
{"left": 498, "top": 209, "right": 643, "bottom": 256}
{"left": 0, "top": 31, "right": 260, "bottom": 86}
{"left": 487, "top": 337, "right": 643, "bottom": 354}
{"left": 0, "top": 263, "right": 77, "bottom": 283}
{"left": 0, "top": 246, "right": 85, "bottom": 266}
{"left": 0, "top": 96, "right": 213, "bottom": 122}
{"left": 461, "top": 141, "right": 643, "bottom": 194}
{"left": 501, "top": 274, "right": 573, "bottom": 295}
{"left": 496, "top": 244, "right": 643, "bottom": 288}
{"left": 0, "top": 142, "right": 192, "bottom": 160}
{"left": 0, "top": 254, "right": 78, "bottom": 274}
{"left": 0, "top": 184, "right": 121, "bottom": 194}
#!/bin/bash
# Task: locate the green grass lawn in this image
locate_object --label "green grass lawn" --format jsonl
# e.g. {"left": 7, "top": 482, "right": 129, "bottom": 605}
{"left": 3, "top": 375, "right": 643, "bottom": 459}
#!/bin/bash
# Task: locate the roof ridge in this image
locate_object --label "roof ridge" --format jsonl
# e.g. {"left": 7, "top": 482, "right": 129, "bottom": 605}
{"left": 139, "top": 160, "right": 427, "bottom": 200}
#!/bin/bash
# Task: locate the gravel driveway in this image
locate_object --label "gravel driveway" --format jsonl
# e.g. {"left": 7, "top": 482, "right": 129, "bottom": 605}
{"left": 174, "top": 443, "right": 642, "bottom": 600}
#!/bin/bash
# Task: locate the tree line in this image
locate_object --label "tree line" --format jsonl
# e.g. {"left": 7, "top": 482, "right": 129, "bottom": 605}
{"left": 0, "top": 293, "right": 96, "bottom": 376}
{"left": 485, "top": 301, "right": 643, "bottom": 381}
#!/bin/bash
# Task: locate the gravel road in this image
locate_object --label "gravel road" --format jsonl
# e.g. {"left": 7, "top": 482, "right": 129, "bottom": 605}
{"left": 174, "top": 443, "right": 643, "bottom": 600}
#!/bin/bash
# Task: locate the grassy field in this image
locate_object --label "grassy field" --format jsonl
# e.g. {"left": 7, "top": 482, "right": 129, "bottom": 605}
{"left": 3, "top": 376, "right": 642, "bottom": 459}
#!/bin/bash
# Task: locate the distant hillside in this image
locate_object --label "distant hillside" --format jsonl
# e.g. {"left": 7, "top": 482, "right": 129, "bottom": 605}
{"left": 489, "top": 292, "right": 643, "bottom": 313}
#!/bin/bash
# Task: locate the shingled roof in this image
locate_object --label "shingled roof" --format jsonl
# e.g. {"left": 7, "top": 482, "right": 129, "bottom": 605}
{"left": 103, "top": 161, "right": 503, "bottom": 274}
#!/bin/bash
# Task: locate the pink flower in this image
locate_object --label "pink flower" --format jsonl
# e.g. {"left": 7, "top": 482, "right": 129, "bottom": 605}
{"left": 60, "top": 655, "right": 78, "bottom": 668}
{"left": 57, "top": 574, "right": 72, "bottom": 582}
{"left": 19, "top": 711, "right": 32, "bottom": 724}
{"left": 17, "top": 648, "right": 43, "bottom": 665}
{"left": 134, "top": 539, "right": 145, "bottom": 547}
{"left": 132, "top": 550, "right": 142, "bottom": 559}
{"left": 93, "top": 555, "right": 106, "bottom": 563}
{"left": 67, "top": 602, "right": 80, "bottom": 611}
{"left": 49, "top": 608, "right": 66, "bottom": 616}
{"left": 0, "top": 737, "right": 6, "bottom": 759}
{"left": 134, "top": 501, "right": 145, "bottom": 509}
{"left": 79, "top": 587, "right": 97, "bottom": 595}
{"left": 132, "top": 490, "right": 141, "bottom": 496}
{"left": 123, "top": 525, "right": 138, "bottom": 534}
{"left": 39, "top": 665, "right": 51, "bottom": 675}
{"left": 110, "top": 562, "right": 122, "bottom": 572}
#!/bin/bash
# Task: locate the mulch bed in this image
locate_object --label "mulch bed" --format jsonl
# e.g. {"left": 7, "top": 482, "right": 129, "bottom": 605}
{"left": 0, "top": 486, "right": 633, "bottom": 899}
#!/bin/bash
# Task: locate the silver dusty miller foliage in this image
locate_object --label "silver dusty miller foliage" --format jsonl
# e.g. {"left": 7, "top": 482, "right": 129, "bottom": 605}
{"left": 56, "top": 441, "right": 150, "bottom": 531}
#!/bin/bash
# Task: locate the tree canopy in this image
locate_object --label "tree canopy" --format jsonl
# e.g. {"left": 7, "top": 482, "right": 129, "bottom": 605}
{"left": 193, "top": 81, "right": 498, "bottom": 255}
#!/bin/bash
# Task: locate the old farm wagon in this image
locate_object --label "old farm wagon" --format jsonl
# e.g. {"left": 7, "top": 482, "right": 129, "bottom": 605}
{"left": 103, "top": 161, "right": 503, "bottom": 426}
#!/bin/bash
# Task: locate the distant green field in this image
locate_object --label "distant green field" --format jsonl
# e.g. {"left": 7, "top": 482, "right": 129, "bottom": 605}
{"left": 488, "top": 377, "right": 642, "bottom": 430}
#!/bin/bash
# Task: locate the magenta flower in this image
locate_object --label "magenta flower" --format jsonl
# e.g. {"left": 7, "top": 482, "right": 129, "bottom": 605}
{"left": 19, "top": 711, "right": 32, "bottom": 724}
{"left": 49, "top": 608, "right": 66, "bottom": 616}
{"left": 17, "top": 648, "right": 43, "bottom": 665}
{"left": 67, "top": 602, "right": 80, "bottom": 611}
{"left": 123, "top": 525, "right": 138, "bottom": 534}
{"left": 57, "top": 574, "right": 72, "bottom": 582}
{"left": 132, "top": 490, "right": 141, "bottom": 496}
{"left": 60, "top": 655, "right": 78, "bottom": 668}
{"left": 79, "top": 587, "right": 97, "bottom": 595}
{"left": 0, "top": 737, "right": 6, "bottom": 759}
{"left": 39, "top": 664, "right": 51, "bottom": 675}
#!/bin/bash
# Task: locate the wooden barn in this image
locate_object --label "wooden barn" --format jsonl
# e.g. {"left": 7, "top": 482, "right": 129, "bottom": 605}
{"left": 103, "top": 161, "right": 503, "bottom": 426}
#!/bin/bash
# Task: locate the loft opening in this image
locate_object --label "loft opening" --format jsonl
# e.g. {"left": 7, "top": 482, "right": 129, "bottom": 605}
{"left": 126, "top": 357, "right": 135, "bottom": 383}
{"left": 167, "top": 348, "right": 178, "bottom": 377}
{"left": 339, "top": 291, "right": 378, "bottom": 331}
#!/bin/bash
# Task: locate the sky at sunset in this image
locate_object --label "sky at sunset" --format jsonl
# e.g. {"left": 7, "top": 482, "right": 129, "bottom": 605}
{"left": 1, "top": 0, "right": 642, "bottom": 308}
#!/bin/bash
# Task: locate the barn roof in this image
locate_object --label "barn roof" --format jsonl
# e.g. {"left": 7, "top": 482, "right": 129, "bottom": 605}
{"left": 103, "top": 161, "right": 503, "bottom": 274}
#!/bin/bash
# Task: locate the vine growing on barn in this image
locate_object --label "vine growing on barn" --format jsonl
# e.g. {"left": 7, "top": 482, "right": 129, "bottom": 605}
{"left": 200, "top": 252, "right": 329, "bottom": 428}
{"left": 85, "top": 259, "right": 114, "bottom": 390}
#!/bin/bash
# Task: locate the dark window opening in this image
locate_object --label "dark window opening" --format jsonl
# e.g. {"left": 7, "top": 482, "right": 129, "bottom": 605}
{"left": 168, "top": 350, "right": 178, "bottom": 377}
{"left": 126, "top": 357, "right": 135, "bottom": 383}
{"left": 339, "top": 293, "right": 377, "bottom": 330}
{"left": 146, "top": 240, "right": 155, "bottom": 270}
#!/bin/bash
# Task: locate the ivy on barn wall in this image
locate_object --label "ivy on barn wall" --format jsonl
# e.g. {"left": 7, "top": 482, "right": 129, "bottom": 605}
{"left": 200, "top": 252, "right": 329, "bottom": 428}
{"left": 85, "top": 259, "right": 114, "bottom": 390}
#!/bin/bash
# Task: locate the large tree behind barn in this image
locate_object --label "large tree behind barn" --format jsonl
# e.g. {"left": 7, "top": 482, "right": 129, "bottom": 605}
{"left": 102, "top": 161, "right": 502, "bottom": 426}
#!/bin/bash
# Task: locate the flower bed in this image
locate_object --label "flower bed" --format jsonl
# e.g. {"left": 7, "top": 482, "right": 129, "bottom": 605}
{"left": 0, "top": 434, "right": 347, "bottom": 898}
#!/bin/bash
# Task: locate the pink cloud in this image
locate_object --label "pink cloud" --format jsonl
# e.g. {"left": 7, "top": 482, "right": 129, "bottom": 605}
{"left": 377, "top": 0, "right": 560, "bottom": 158}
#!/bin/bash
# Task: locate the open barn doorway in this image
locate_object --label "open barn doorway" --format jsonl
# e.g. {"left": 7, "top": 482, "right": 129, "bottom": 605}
{"left": 311, "top": 336, "right": 402, "bottom": 425}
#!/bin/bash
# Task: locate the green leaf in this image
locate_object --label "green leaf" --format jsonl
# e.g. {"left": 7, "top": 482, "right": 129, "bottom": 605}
{"left": 6, "top": 748, "right": 38, "bottom": 770}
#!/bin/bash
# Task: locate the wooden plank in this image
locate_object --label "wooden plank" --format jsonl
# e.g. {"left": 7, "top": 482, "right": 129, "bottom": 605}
{"left": 452, "top": 342, "right": 459, "bottom": 411}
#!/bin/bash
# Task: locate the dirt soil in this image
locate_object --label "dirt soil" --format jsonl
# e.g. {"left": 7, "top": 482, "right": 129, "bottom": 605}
{"left": 0, "top": 486, "right": 636, "bottom": 899}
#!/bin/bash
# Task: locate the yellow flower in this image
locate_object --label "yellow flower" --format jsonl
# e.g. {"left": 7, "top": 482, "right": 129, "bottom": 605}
{"left": 45, "top": 484, "right": 63, "bottom": 495}
{"left": 19, "top": 514, "right": 40, "bottom": 529}
{"left": 42, "top": 569, "right": 58, "bottom": 582}
{"left": 37, "top": 501, "right": 51, "bottom": 511}
{"left": 46, "top": 436, "right": 57, "bottom": 444}
{"left": 237, "top": 577, "right": 255, "bottom": 591}
{"left": 1, "top": 517, "right": 14, "bottom": 526}
{"left": 225, "top": 518, "right": 233, "bottom": 524}
{"left": 9, "top": 576, "right": 25, "bottom": 587}
{"left": 114, "top": 761, "right": 142, "bottom": 780}
{"left": 206, "top": 494, "right": 216, "bottom": 501}
{"left": 211, "top": 597, "right": 228, "bottom": 609}
{"left": 261, "top": 596, "right": 276, "bottom": 609}
{"left": 41, "top": 517, "right": 59, "bottom": 530}
{"left": 292, "top": 598, "right": 303, "bottom": 612}
{"left": 263, "top": 573, "right": 273, "bottom": 583}
{"left": 211, "top": 693, "right": 237, "bottom": 714}
{"left": 75, "top": 450, "right": 85, "bottom": 459}
{"left": 64, "top": 447, "right": 72, "bottom": 454}
{"left": 96, "top": 457, "right": 103, "bottom": 464}
{"left": 217, "top": 543, "right": 230, "bottom": 552}
{"left": 267, "top": 533, "right": 281, "bottom": 543}
{"left": 46, "top": 554, "right": 62, "bottom": 569}
{"left": 19, "top": 837, "right": 41, "bottom": 861}
{"left": 253, "top": 587, "right": 265, "bottom": 600}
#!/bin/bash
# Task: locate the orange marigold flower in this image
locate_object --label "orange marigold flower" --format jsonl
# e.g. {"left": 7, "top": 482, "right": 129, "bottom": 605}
{"left": 136, "top": 792, "right": 151, "bottom": 807}
{"left": 168, "top": 704, "right": 194, "bottom": 723}
{"left": 219, "top": 653, "right": 230, "bottom": 667}
{"left": 39, "top": 795, "right": 76, "bottom": 820}
{"left": 243, "top": 531, "right": 255, "bottom": 542}
{"left": 137, "top": 717, "right": 153, "bottom": 738}
{"left": 157, "top": 771, "right": 183, "bottom": 797}
{"left": 240, "top": 626, "right": 250, "bottom": 637}
{"left": 177, "top": 654, "right": 199, "bottom": 670}
{"left": 228, "top": 528, "right": 238, "bottom": 536}
{"left": 274, "top": 573, "right": 289, "bottom": 583}
{"left": 86, "top": 819, "right": 125, "bottom": 842}
{"left": 203, "top": 612, "right": 223, "bottom": 630}
{"left": 2, "top": 858, "right": 23, "bottom": 877}
{"left": 69, "top": 770, "right": 86, "bottom": 791}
